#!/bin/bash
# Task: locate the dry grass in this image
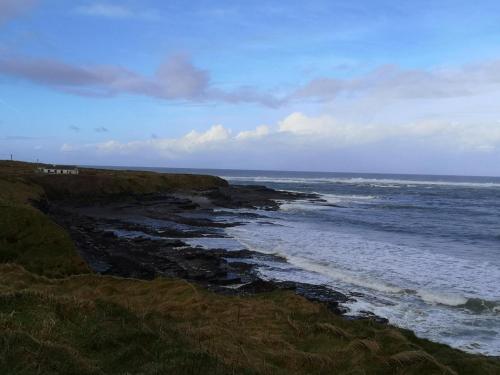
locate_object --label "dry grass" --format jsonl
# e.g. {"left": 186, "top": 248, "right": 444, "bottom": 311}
{"left": 0, "top": 264, "right": 499, "bottom": 375}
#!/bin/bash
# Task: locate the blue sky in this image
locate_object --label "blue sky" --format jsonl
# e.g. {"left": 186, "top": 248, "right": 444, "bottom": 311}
{"left": 1, "top": 0, "right": 500, "bottom": 175}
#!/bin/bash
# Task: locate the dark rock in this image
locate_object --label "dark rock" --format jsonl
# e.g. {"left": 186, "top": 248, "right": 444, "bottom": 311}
{"left": 345, "top": 311, "right": 389, "bottom": 324}
{"left": 238, "top": 279, "right": 278, "bottom": 293}
{"left": 102, "top": 231, "right": 116, "bottom": 239}
{"left": 204, "top": 185, "right": 318, "bottom": 210}
{"left": 275, "top": 282, "right": 350, "bottom": 315}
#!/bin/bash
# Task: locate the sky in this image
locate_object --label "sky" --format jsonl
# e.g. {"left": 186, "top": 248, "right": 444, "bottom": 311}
{"left": 1, "top": 0, "right": 500, "bottom": 176}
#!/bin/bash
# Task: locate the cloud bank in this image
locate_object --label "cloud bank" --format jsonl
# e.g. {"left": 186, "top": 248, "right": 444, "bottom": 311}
{"left": 61, "top": 112, "right": 500, "bottom": 162}
{"left": 0, "top": 54, "right": 281, "bottom": 106}
{"left": 0, "top": 0, "right": 37, "bottom": 24}
{"left": 293, "top": 60, "right": 500, "bottom": 102}
{"left": 3, "top": 52, "right": 500, "bottom": 110}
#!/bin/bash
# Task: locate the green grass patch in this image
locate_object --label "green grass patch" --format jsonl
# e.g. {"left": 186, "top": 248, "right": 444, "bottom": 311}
{"left": 0, "top": 291, "right": 248, "bottom": 375}
{"left": 29, "top": 168, "right": 227, "bottom": 202}
{"left": 0, "top": 205, "right": 88, "bottom": 277}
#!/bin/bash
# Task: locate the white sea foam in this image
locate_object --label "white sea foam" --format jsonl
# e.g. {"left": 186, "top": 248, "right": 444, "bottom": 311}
{"left": 220, "top": 175, "right": 500, "bottom": 188}
{"left": 280, "top": 201, "right": 326, "bottom": 212}
{"left": 416, "top": 289, "right": 468, "bottom": 307}
{"left": 317, "top": 193, "right": 377, "bottom": 202}
{"left": 279, "top": 193, "right": 377, "bottom": 212}
{"left": 285, "top": 255, "right": 404, "bottom": 294}
{"left": 182, "top": 237, "right": 244, "bottom": 251}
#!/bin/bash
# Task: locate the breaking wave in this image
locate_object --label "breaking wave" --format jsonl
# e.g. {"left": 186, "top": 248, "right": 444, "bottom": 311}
{"left": 220, "top": 175, "right": 500, "bottom": 188}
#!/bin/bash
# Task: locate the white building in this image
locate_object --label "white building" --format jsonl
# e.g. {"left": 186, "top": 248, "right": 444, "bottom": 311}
{"left": 38, "top": 165, "right": 79, "bottom": 175}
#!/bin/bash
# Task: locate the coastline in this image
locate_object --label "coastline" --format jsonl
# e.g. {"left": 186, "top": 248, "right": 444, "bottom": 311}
{"left": 1, "top": 161, "right": 499, "bottom": 374}
{"left": 47, "top": 186, "right": 360, "bottom": 319}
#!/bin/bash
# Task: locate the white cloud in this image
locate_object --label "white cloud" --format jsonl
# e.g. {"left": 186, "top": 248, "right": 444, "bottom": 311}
{"left": 279, "top": 112, "right": 334, "bottom": 135}
{"left": 61, "top": 112, "right": 500, "bottom": 164}
{"left": 279, "top": 112, "right": 500, "bottom": 151}
{"left": 65, "top": 124, "right": 233, "bottom": 158}
{"left": 278, "top": 112, "right": 385, "bottom": 147}
{"left": 74, "top": 3, "right": 158, "bottom": 20}
{"left": 236, "top": 125, "right": 270, "bottom": 140}
{"left": 61, "top": 143, "right": 76, "bottom": 152}
{"left": 175, "top": 124, "right": 231, "bottom": 151}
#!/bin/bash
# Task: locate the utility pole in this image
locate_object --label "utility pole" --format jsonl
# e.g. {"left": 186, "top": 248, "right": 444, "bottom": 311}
{"left": 10, "top": 153, "right": 12, "bottom": 161}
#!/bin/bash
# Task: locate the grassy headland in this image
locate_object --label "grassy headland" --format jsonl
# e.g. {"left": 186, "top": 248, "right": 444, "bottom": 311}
{"left": 0, "top": 161, "right": 499, "bottom": 374}
{"left": 0, "top": 161, "right": 225, "bottom": 277}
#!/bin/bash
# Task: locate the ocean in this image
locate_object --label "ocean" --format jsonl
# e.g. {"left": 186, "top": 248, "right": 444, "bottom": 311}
{"left": 107, "top": 167, "right": 500, "bottom": 355}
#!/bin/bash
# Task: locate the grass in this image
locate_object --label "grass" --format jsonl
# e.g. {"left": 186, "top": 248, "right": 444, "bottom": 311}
{"left": 30, "top": 166, "right": 228, "bottom": 202}
{"left": 0, "top": 160, "right": 227, "bottom": 203}
{"left": 1, "top": 160, "right": 499, "bottom": 374}
{"left": 0, "top": 168, "right": 88, "bottom": 277}
{"left": 1, "top": 264, "right": 499, "bottom": 374}
{"left": 0, "top": 287, "right": 247, "bottom": 375}
{"left": 0, "top": 204, "right": 89, "bottom": 278}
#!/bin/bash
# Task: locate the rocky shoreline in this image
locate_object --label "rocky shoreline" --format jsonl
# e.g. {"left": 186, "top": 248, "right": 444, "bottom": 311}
{"left": 48, "top": 184, "right": 387, "bottom": 323}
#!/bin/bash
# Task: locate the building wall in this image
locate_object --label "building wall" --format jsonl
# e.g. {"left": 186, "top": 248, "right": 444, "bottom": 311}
{"left": 40, "top": 168, "right": 79, "bottom": 175}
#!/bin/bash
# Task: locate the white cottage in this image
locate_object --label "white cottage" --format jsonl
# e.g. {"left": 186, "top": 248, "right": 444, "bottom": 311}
{"left": 38, "top": 165, "right": 79, "bottom": 175}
